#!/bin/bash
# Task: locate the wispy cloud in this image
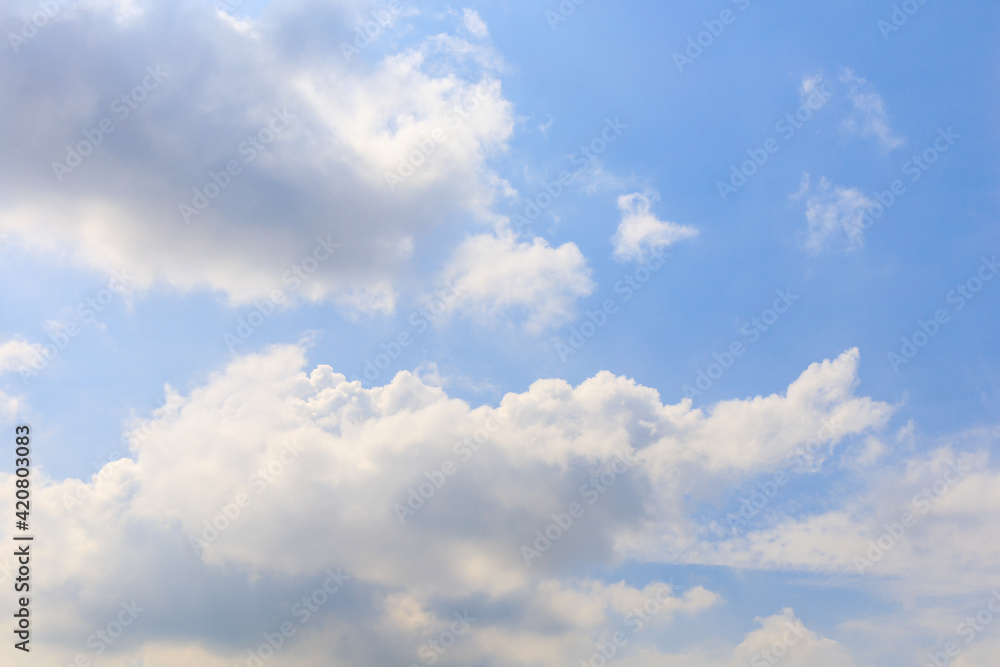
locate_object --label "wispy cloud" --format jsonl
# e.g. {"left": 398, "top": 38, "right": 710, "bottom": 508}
{"left": 839, "top": 68, "right": 905, "bottom": 150}
{"left": 795, "top": 173, "right": 876, "bottom": 251}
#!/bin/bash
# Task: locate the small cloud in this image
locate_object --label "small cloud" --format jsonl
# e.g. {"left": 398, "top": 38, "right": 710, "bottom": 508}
{"left": 463, "top": 8, "right": 489, "bottom": 38}
{"left": 789, "top": 172, "right": 811, "bottom": 203}
{"left": 440, "top": 229, "right": 594, "bottom": 332}
{"left": 0, "top": 338, "right": 44, "bottom": 375}
{"left": 799, "top": 74, "right": 827, "bottom": 103}
{"left": 612, "top": 192, "right": 697, "bottom": 263}
{"left": 333, "top": 282, "right": 397, "bottom": 319}
{"left": 839, "top": 68, "right": 905, "bottom": 150}
{"left": 215, "top": 7, "right": 255, "bottom": 34}
{"left": 796, "top": 174, "right": 875, "bottom": 252}
{"left": 413, "top": 361, "right": 445, "bottom": 387}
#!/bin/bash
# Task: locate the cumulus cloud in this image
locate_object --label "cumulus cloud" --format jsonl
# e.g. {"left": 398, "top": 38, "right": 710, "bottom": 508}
{"left": 439, "top": 229, "right": 595, "bottom": 331}
{"left": 725, "top": 608, "right": 858, "bottom": 667}
{"left": 839, "top": 68, "right": 905, "bottom": 150}
{"left": 0, "top": 344, "right": 898, "bottom": 663}
{"left": 0, "top": 0, "right": 513, "bottom": 314}
{"left": 611, "top": 192, "right": 697, "bottom": 263}
{"left": 794, "top": 173, "right": 876, "bottom": 251}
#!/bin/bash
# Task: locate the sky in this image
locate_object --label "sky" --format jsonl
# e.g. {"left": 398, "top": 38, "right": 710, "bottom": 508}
{"left": 0, "top": 0, "right": 998, "bottom": 665}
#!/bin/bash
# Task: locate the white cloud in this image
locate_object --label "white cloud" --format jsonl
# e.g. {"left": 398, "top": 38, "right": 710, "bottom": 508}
{"left": 463, "top": 8, "right": 489, "bottom": 38}
{"left": 439, "top": 229, "right": 595, "bottom": 331}
{"left": 725, "top": 608, "right": 858, "bottom": 667}
{"left": 839, "top": 68, "right": 905, "bottom": 150}
{"left": 796, "top": 174, "right": 876, "bottom": 251}
{"left": 1, "top": 344, "right": 899, "bottom": 663}
{"left": 0, "top": 337, "right": 43, "bottom": 374}
{"left": 612, "top": 192, "right": 698, "bottom": 263}
{"left": 0, "top": 1, "right": 514, "bottom": 315}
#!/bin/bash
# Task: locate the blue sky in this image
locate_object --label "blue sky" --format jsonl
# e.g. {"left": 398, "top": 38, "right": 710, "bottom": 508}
{"left": 0, "top": 1, "right": 998, "bottom": 666}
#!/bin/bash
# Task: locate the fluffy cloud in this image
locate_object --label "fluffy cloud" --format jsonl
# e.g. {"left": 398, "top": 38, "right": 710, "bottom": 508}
{"left": 611, "top": 192, "right": 697, "bottom": 263}
{"left": 0, "top": 0, "right": 513, "bottom": 313}
{"left": 0, "top": 344, "right": 899, "bottom": 663}
{"left": 439, "top": 229, "right": 595, "bottom": 331}
{"left": 724, "top": 608, "right": 858, "bottom": 667}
